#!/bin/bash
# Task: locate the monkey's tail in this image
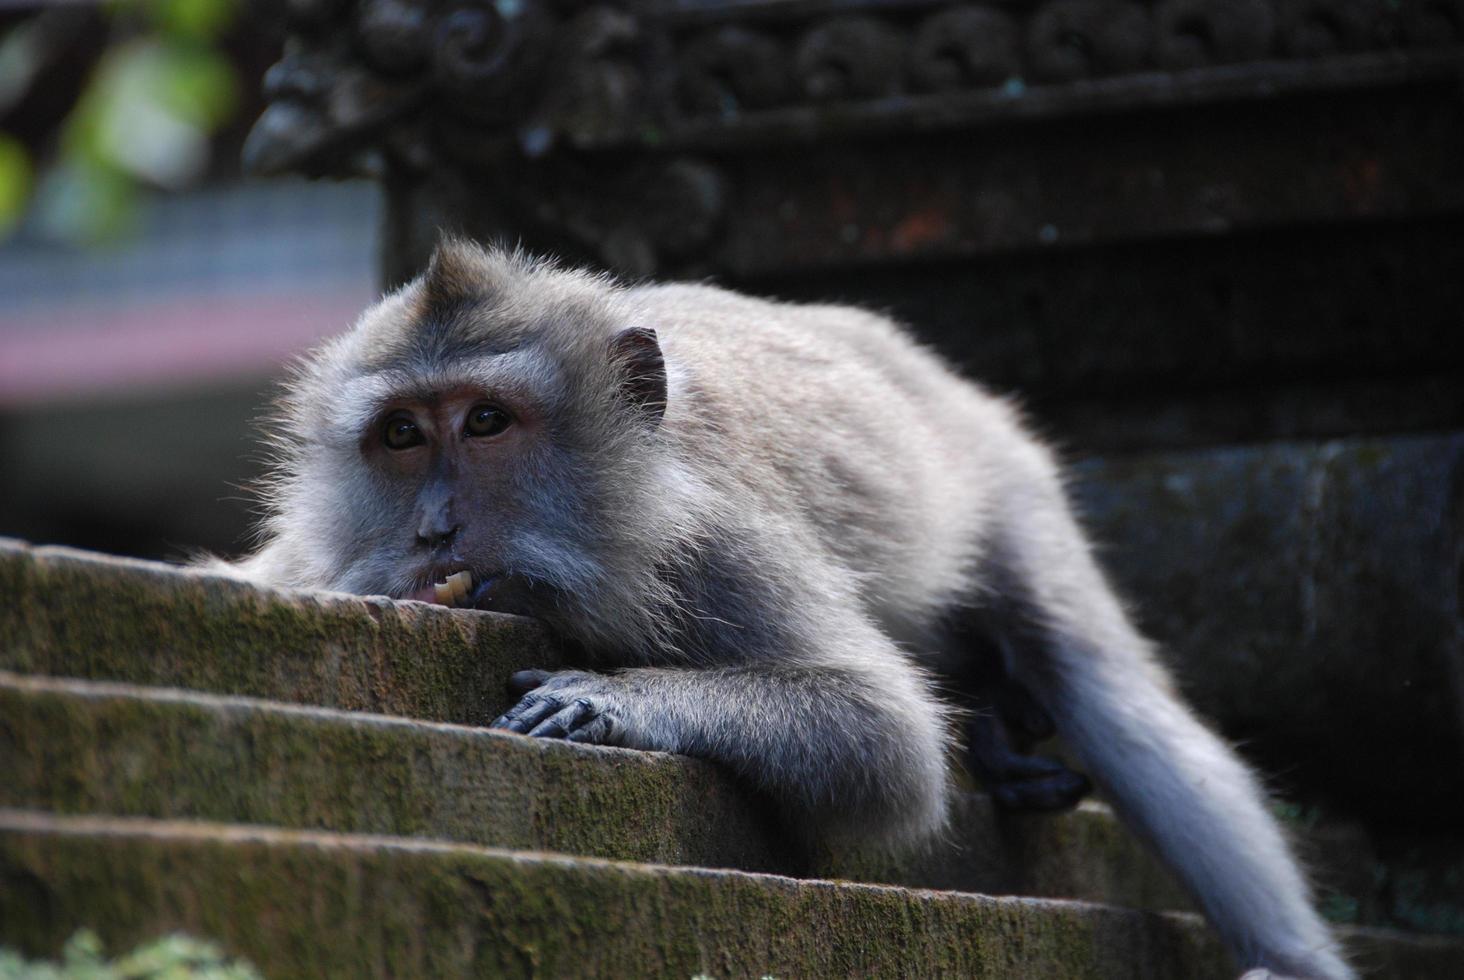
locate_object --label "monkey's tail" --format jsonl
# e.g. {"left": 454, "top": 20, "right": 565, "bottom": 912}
{"left": 1042, "top": 641, "right": 1353, "bottom": 980}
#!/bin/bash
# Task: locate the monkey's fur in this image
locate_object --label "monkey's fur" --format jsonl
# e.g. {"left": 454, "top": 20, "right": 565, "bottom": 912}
{"left": 231, "top": 241, "right": 1350, "bottom": 979}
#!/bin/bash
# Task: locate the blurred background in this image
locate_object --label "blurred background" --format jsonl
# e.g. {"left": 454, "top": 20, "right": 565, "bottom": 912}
{"left": 0, "top": 1, "right": 376, "bottom": 559}
{"left": 3, "top": 0, "right": 1460, "bottom": 567}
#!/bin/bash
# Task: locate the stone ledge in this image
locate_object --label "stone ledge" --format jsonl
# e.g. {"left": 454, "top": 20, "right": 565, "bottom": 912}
{"left": 5, "top": 534, "right": 1460, "bottom": 939}
{"left": 0, "top": 809, "right": 1232, "bottom": 979}
{"left": 0, "top": 671, "right": 783, "bottom": 876}
{"left": 0, "top": 670, "right": 1185, "bottom": 910}
{"left": 6, "top": 811, "right": 1459, "bottom": 979}
{"left": 0, "top": 538, "right": 558, "bottom": 725}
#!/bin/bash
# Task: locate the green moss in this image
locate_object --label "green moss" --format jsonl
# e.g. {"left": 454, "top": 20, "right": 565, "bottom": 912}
{"left": 4, "top": 535, "right": 1454, "bottom": 969}
{"left": 0, "top": 676, "right": 782, "bottom": 873}
{"left": 2, "top": 671, "right": 1222, "bottom": 915}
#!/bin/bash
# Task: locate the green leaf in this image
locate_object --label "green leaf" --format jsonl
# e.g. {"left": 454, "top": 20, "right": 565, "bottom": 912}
{"left": 147, "top": 0, "right": 238, "bottom": 43}
{"left": 0, "top": 133, "right": 32, "bottom": 237}
{"left": 0, "top": 931, "right": 262, "bottom": 979}
{"left": 152, "top": 46, "right": 238, "bottom": 129}
{"left": 62, "top": 40, "right": 236, "bottom": 189}
{"left": 61, "top": 931, "right": 104, "bottom": 967}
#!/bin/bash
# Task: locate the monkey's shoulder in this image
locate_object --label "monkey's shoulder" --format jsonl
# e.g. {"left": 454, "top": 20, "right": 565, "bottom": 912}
{"left": 628, "top": 282, "right": 957, "bottom": 389}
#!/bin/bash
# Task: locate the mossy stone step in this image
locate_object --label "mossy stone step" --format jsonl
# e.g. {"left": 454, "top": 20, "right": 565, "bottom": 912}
{"left": 0, "top": 539, "right": 557, "bottom": 725}
{"left": 0, "top": 670, "right": 1185, "bottom": 911}
{"left": 4, "top": 539, "right": 1458, "bottom": 943}
{"left": 0, "top": 808, "right": 1232, "bottom": 979}
{"left": 6, "top": 811, "right": 1461, "bottom": 979}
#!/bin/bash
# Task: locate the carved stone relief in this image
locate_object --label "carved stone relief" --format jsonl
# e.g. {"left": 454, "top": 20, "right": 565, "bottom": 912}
{"left": 244, "top": 0, "right": 1464, "bottom": 274}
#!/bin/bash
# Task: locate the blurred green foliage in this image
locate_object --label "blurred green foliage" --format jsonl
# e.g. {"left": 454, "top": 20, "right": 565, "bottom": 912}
{"left": 0, "top": 929, "right": 261, "bottom": 980}
{"left": 0, "top": 0, "right": 239, "bottom": 242}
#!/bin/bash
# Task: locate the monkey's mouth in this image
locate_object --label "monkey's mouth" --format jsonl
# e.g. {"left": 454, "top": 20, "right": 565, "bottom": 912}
{"left": 405, "top": 569, "right": 543, "bottom": 617}
{"left": 406, "top": 569, "right": 483, "bottom": 608}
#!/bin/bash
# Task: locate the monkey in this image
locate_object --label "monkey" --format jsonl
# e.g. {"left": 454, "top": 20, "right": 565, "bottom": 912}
{"left": 226, "top": 240, "right": 1351, "bottom": 980}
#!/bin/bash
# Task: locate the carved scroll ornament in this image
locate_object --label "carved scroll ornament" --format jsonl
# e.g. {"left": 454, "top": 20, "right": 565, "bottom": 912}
{"left": 247, "top": 0, "right": 1464, "bottom": 175}
{"left": 244, "top": 0, "right": 1462, "bottom": 274}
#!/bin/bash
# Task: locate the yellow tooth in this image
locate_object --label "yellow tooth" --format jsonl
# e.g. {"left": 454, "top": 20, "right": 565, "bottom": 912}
{"left": 448, "top": 570, "right": 473, "bottom": 602}
{"left": 434, "top": 581, "right": 454, "bottom": 605}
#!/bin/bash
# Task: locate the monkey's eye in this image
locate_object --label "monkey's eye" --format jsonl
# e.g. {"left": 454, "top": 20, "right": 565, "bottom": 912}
{"left": 465, "top": 403, "right": 512, "bottom": 438}
{"left": 382, "top": 413, "right": 425, "bottom": 450}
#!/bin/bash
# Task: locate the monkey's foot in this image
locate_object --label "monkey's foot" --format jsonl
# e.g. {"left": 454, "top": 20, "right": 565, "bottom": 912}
{"left": 982, "top": 755, "right": 1092, "bottom": 811}
{"left": 490, "top": 669, "right": 633, "bottom": 747}
{"left": 967, "top": 712, "right": 1091, "bottom": 811}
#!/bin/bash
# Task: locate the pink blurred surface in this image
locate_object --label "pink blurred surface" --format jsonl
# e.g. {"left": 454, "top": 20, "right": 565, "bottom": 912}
{"left": 0, "top": 290, "right": 369, "bottom": 405}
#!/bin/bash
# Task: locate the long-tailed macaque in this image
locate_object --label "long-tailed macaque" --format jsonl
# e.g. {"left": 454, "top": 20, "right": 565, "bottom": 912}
{"left": 230, "top": 240, "right": 1349, "bottom": 979}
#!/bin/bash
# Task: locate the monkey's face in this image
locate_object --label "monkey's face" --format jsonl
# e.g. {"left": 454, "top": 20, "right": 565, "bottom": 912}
{"left": 269, "top": 241, "right": 671, "bottom": 649}
{"left": 356, "top": 379, "right": 552, "bottom": 617}
{"left": 308, "top": 329, "right": 629, "bottom": 627}
{"left": 313, "top": 332, "right": 664, "bottom": 635}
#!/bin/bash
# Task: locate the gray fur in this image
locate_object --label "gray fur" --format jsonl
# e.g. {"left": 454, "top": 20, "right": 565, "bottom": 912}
{"left": 227, "top": 241, "right": 1350, "bottom": 978}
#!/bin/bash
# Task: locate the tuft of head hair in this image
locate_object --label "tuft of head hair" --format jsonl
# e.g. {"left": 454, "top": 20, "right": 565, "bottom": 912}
{"left": 418, "top": 237, "right": 537, "bottom": 324}
{"left": 340, "top": 239, "right": 629, "bottom": 372}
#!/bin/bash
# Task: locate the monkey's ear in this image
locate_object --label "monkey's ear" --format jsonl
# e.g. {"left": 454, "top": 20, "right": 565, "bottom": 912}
{"left": 609, "top": 327, "right": 667, "bottom": 426}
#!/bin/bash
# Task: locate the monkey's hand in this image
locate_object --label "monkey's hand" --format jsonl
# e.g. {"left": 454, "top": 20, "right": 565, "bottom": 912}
{"left": 489, "top": 669, "right": 667, "bottom": 751}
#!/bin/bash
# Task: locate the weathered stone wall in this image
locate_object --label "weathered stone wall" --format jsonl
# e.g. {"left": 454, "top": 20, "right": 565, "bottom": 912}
{"left": 1074, "top": 434, "right": 1464, "bottom": 823}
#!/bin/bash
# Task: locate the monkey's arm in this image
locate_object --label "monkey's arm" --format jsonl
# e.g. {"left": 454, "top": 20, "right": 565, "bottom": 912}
{"left": 491, "top": 649, "right": 951, "bottom": 845}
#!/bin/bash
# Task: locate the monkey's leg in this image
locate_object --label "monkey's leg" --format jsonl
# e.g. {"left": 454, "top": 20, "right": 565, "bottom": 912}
{"left": 991, "top": 475, "right": 1351, "bottom": 979}
{"left": 490, "top": 642, "right": 952, "bottom": 845}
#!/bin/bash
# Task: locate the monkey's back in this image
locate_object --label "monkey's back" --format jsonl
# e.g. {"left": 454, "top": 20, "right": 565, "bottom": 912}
{"left": 627, "top": 282, "right": 1038, "bottom": 634}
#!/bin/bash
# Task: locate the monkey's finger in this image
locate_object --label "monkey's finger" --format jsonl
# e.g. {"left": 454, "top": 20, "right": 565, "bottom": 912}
{"left": 508, "top": 669, "right": 554, "bottom": 697}
{"left": 526, "top": 700, "right": 592, "bottom": 738}
{"left": 501, "top": 697, "right": 564, "bottom": 734}
{"left": 491, "top": 693, "right": 548, "bottom": 730}
{"left": 489, "top": 701, "right": 526, "bottom": 729}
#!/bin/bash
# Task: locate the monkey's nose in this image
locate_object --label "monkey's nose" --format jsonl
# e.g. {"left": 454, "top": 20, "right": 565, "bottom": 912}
{"left": 417, "top": 523, "right": 461, "bottom": 550}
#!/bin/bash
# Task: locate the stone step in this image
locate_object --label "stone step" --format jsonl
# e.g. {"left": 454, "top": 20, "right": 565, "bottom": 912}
{"left": 0, "top": 670, "right": 1186, "bottom": 912}
{"left": 4, "top": 528, "right": 1460, "bottom": 932}
{"left": 0, "top": 538, "right": 558, "bottom": 726}
{"left": 5, "top": 810, "right": 1459, "bottom": 980}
